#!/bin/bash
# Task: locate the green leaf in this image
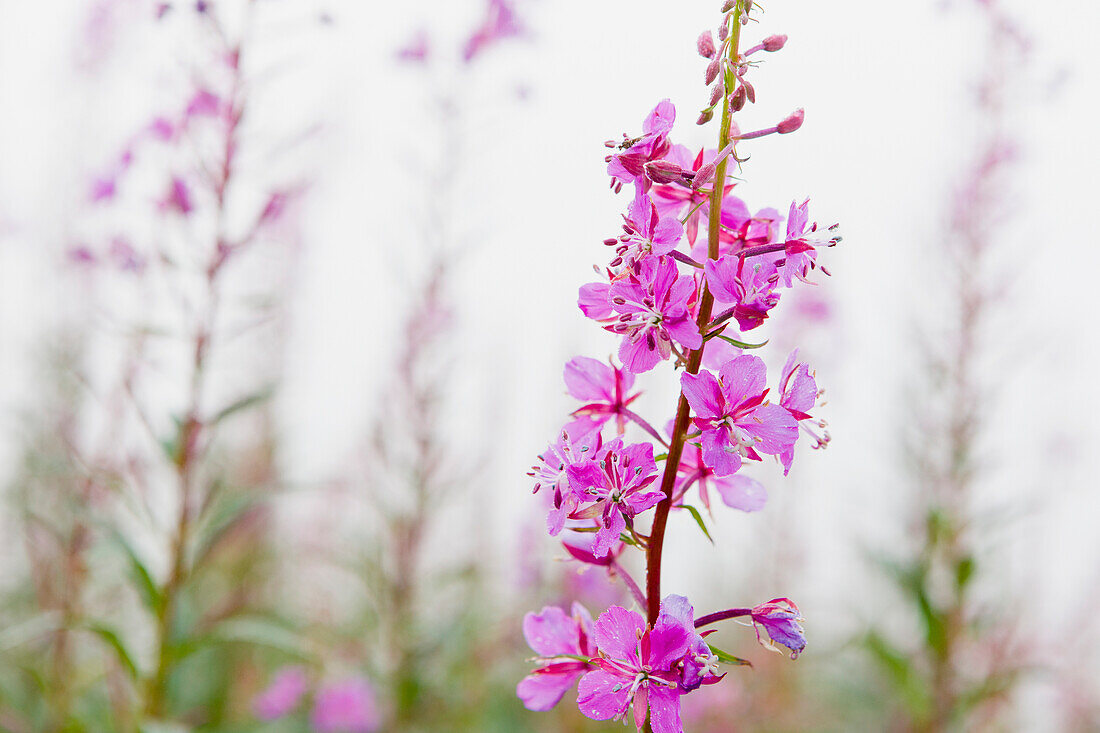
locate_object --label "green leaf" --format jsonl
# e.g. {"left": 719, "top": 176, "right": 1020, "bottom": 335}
{"left": 81, "top": 622, "right": 140, "bottom": 681}
{"left": 108, "top": 531, "right": 163, "bottom": 616}
{"left": 864, "top": 631, "right": 932, "bottom": 718}
{"left": 707, "top": 643, "right": 752, "bottom": 667}
{"left": 682, "top": 504, "right": 714, "bottom": 544}
{"left": 955, "top": 556, "right": 975, "bottom": 590}
{"left": 714, "top": 334, "right": 768, "bottom": 349}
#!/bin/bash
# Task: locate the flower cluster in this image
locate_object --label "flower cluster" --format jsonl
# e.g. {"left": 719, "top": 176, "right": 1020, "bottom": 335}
{"left": 520, "top": 2, "right": 836, "bottom": 730}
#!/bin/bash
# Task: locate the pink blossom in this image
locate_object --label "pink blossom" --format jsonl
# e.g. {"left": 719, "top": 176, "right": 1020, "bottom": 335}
{"left": 89, "top": 176, "right": 117, "bottom": 203}
{"left": 564, "top": 356, "right": 640, "bottom": 435}
{"left": 530, "top": 426, "right": 599, "bottom": 536}
{"left": 679, "top": 355, "right": 798, "bottom": 476}
{"left": 253, "top": 666, "right": 308, "bottom": 721}
{"left": 310, "top": 678, "right": 381, "bottom": 733}
{"left": 650, "top": 146, "right": 728, "bottom": 246}
{"left": 704, "top": 255, "right": 781, "bottom": 332}
{"left": 775, "top": 198, "right": 838, "bottom": 286}
{"left": 565, "top": 438, "right": 661, "bottom": 557}
{"left": 161, "top": 176, "right": 194, "bottom": 216}
{"left": 517, "top": 603, "right": 596, "bottom": 711}
{"left": 607, "top": 100, "right": 676, "bottom": 189}
{"left": 576, "top": 596, "right": 714, "bottom": 732}
{"left": 185, "top": 88, "right": 221, "bottom": 119}
{"left": 606, "top": 256, "right": 700, "bottom": 374}
{"left": 611, "top": 186, "right": 684, "bottom": 268}
{"left": 750, "top": 598, "right": 806, "bottom": 659}
{"left": 777, "top": 350, "right": 826, "bottom": 474}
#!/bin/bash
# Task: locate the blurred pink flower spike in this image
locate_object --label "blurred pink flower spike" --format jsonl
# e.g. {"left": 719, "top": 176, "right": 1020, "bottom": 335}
{"left": 109, "top": 237, "right": 146, "bottom": 273}
{"left": 311, "top": 677, "right": 381, "bottom": 733}
{"left": 161, "top": 176, "right": 194, "bottom": 216}
{"left": 253, "top": 665, "right": 308, "bottom": 721}
{"left": 517, "top": 603, "right": 597, "bottom": 711}
{"left": 749, "top": 598, "right": 806, "bottom": 659}
{"left": 463, "top": 0, "right": 524, "bottom": 63}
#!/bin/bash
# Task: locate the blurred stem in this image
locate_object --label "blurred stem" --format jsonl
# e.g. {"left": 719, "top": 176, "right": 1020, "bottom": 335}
{"left": 644, "top": 1, "right": 743, "bottom": 629}
{"left": 143, "top": 35, "right": 248, "bottom": 718}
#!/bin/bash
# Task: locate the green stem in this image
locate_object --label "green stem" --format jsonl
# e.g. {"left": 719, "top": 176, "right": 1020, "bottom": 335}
{"left": 644, "top": 2, "right": 744, "bottom": 628}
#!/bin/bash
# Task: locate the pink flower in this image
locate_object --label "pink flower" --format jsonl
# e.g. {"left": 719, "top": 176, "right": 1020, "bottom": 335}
{"left": 564, "top": 356, "right": 640, "bottom": 435}
{"left": 651, "top": 146, "right": 734, "bottom": 246}
{"left": 704, "top": 255, "right": 781, "bottom": 332}
{"left": 530, "top": 426, "right": 600, "bottom": 536}
{"left": 775, "top": 198, "right": 838, "bottom": 286}
{"left": 253, "top": 666, "right": 308, "bottom": 721}
{"left": 462, "top": 0, "right": 523, "bottom": 63}
{"left": 565, "top": 439, "right": 662, "bottom": 557}
{"left": 607, "top": 100, "right": 676, "bottom": 189}
{"left": 611, "top": 186, "right": 684, "bottom": 268}
{"left": 161, "top": 176, "right": 194, "bottom": 216}
{"left": 576, "top": 596, "right": 713, "bottom": 732}
{"left": 777, "top": 350, "right": 826, "bottom": 474}
{"left": 675, "top": 442, "right": 767, "bottom": 513}
{"left": 517, "top": 603, "right": 596, "bottom": 711}
{"left": 750, "top": 598, "right": 806, "bottom": 659}
{"left": 607, "top": 256, "right": 701, "bottom": 374}
{"left": 679, "top": 355, "right": 798, "bottom": 477}
{"left": 311, "top": 678, "right": 381, "bottom": 733}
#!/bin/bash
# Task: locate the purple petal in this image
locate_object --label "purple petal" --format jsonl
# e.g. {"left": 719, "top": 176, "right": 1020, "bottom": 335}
{"left": 523, "top": 606, "right": 579, "bottom": 657}
{"left": 579, "top": 282, "right": 613, "bottom": 320}
{"left": 739, "top": 403, "right": 799, "bottom": 455}
{"left": 619, "top": 333, "right": 662, "bottom": 374}
{"left": 700, "top": 427, "right": 742, "bottom": 477}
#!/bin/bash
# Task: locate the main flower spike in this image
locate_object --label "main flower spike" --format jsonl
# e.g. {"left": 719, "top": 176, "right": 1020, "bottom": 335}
{"left": 520, "top": 2, "right": 839, "bottom": 729}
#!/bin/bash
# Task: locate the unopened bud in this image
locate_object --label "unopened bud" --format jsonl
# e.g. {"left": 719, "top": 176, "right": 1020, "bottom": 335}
{"left": 718, "top": 22, "right": 729, "bottom": 41}
{"left": 730, "top": 84, "right": 747, "bottom": 112}
{"left": 696, "top": 108, "right": 714, "bottom": 126}
{"left": 644, "top": 159, "right": 685, "bottom": 184}
{"left": 762, "top": 34, "right": 787, "bottom": 52}
{"left": 693, "top": 162, "right": 716, "bottom": 190}
{"left": 777, "top": 108, "right": 805, "bottom": 134}
{"left": 697, "top": 31, "right": 716, "bottom": 59}
{"left": 742, "top": 79, "right": 756, "bottom": 104}
{"left": 704, "top": 58, "right": 721, "bottom": 85}
{"left": 709, "top": 83, "right": 723, "bottom": 107}
{"left": 721, "top": 0, "right": 737, "bottom": 11}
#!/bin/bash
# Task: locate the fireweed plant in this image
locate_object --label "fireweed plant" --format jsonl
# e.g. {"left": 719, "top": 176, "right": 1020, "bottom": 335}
{"left": 517, "top": 2, "right": 839, "bottom": 730}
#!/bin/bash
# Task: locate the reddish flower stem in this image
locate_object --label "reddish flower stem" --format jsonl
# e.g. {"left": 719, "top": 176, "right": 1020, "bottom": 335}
{"left": 694, "top": 607, "right": 752, "bottom": 628}
{"left": 644, "top": 2, "right": 743, "bottom": 627}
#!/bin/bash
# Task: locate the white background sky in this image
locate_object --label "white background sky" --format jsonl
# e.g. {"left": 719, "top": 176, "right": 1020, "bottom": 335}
{"left": 2, "top": 0, "right": 1099, "bottom": 725}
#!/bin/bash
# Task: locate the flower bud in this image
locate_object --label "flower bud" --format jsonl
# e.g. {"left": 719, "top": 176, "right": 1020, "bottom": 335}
{"left": 696, "top": 108, "right": 714, "bottom": 126}
{"left": 718, "top": 22, "right": 729, "bottom": 41}
{"left": 721, "top": 0, "right": 737, "bottom": 11}
{"left": 709, "top": 83, "right": 723, "bottom": 107}
{"left": 693, "top": 162, "right": 716, "bottom": 190}
{"left": 697, "top": 31, "right": 716, "bottom": 59}
{"left": 777, "top": 108, "right": 805, "bottom": 134}
{"left": 730, "top": 84, "right": 747, "bottom": 112}
{"left": 644, "top": 159, "right": 685, "bottom": 184}
{"left": 704, "top": 58, "right": 721, "bottom": 85}
{"left": 762, "top": 34, "right": 787, "bottom": 52}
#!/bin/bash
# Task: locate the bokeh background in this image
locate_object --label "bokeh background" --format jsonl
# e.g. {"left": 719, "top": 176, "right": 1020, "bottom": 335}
{"left": 1, "top": 0, "right": 1098, "bottom": 730}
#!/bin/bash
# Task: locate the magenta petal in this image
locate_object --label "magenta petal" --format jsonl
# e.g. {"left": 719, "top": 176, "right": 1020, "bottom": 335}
{"left": 703, "top": 256, "right": 739, "bottom": 303}
{"left": 664, "top": 316, "right": 702, "bottom": 350}
{"left": 680, "top": 371, "right": 723, "bottom": 419}
{"left": 647, "top": 622, "right": 692, "bottom": 671}
{"left": 715, "top": 474, "right": 767, "bottom": 512}
{"left": 517, "top": 669, "right": 583, "bottom": 712}
{"left": 564, "top": 356, "right": 615, "bottom": 402}
{"left": 591, "top": 606, "right": 645, "bottom": 663}
{"left": 619, "top": 333, "right": 662, "bottom": 374}
{"left": 741, "top": 403, "right": 799, "bottom": 454}
{"left": 700, "top": 427, "right": 742, "bottom": 477}
{"left": 579, "top": 282, "right": 614, "bottom": 320}
{"left": 718, "top": 355, "right": 768, "bottom": 405}
{"left": 523, "top": 607, "right": 578, "bottom": 657}
{"left": 647, "top": 685, "right": 683, "bottom": 733}
{"left": 593, "top": 509, "right": 626, "bottom": 558}
{"left": 577, "top": 669, "right": 632, "bottom": 722}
